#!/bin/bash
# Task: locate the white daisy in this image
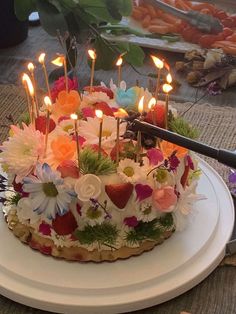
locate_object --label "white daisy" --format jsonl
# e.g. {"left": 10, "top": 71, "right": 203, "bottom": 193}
{"left": 56, "top": 118, "right": 75, "bottom": 135}
{"left": 23, "top": 163, "right": 75, "bottom": 220}
{"left": 16, "top": 197, "right": 41, "bottom": 225}
{"left": 0, "top": 123, "right": 44, "bottom": 182}
{"left": 117, "top": 158, "right": 145, "bottom": 183}
{"left": 80, "top": 201, "right": 105, "bottom": 227}
{"left": 136, "top": 200, "right": 158, "bottom": 222}
{"left": 78, "top": 116, "right": 126, "bottom": 149}
{"left": 173, "top": 181, "right": 206, "bottom": 231}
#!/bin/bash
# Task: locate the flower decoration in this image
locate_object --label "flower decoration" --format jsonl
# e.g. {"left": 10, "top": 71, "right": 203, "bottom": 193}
{"left": 23, "top": 163, "right": 75, "bottom": 220}
{"left": 79, "top": 116, "right": 126, "bottom": 148}
{"left": 147, "top": 148, "right": 164, "bottom": 166}
{"left": 57, "top": 160, "right": 80, "bottom": 179}
{"left": 117, "top": 158, "right": 144, "bottom": 183}
{"left": 135, "top": 184, "right": 153, "bottom": 202}
{"left": 74, "top": 174, "right": 102, "bottom": 202}
{"left": 124, "top": 216, "right": 139, "bottom": 228}
{"left": 0, "top": 124, "right": 44, "bottom": 182}
{"left": 51, "top": 76, "right": 78, "bottom": 102}
{"left": 160, "top": 141, "right": 188, "bottom": 159}
{"left": 115, "top": 87, "right": 139, "bottom": 111}
{"left": 17, "top": 197, "right": 41, "bottom": 224}
{"left": 137, "top": 201, "right": 157, "bottom": 222}
{"left": 47, "top": 135, "right": 76, "bottom": 169}
{"left": 54, "top": 90, "right": 80, "bottom": 116}
{"left": 152, "top": 186, "right": 177, "bottom": 212}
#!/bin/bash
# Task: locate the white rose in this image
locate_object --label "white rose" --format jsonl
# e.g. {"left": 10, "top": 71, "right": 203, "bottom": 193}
{"left": 74, "top": 174, "right": 102, "bottom": 202}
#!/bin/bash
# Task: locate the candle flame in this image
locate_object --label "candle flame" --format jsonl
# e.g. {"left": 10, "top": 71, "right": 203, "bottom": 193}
{"left": 51, "top": 56, "right": 64, "bottom": 67}
{"left": 70, "top": 113, "right": 78, "bottom": 120}
{"left": 148, "top": 97, "right": 156, "bottom": 110}
{"left": 44, "top": 96, "right": 52, "bottom": 108}
{"left": 38, "top": 53, "right": 46, "bottom": 64}
{"left": 88, "top": 49, "right": 96, "bottom": 60}
{"left": 151, "top": 55, "right": 164, "bottom": 69}
{"left": 138, "top": 96, "right": 144, "bottom": 114}
{"left": 116, "top": 57, "right": 123, "bottom": 67}
{"left": 114, "top": 108, "right": 128, "bottom": 118}
{"left": 166, "top": 73, "right": 172, "bottom": 84}
{"left": 162, "top": 83, "right": 173, "bottom": 94}
{"left": 95, "top": 109, "right": 103, "bottom": 119}
{"left": 27, "top": 62, "right": 35, "bottom": 72}
{"left": 22, "top": 73, "right": 34, "bottom": 96}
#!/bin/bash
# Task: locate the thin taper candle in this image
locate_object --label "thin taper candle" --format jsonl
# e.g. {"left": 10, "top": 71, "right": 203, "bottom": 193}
{"left": 38, "top": 53, "right": 51, "bottom": 99}
{"left": 71, "top": 113, "right": 80, "bottom": 172}
{"left": 27, "top": 63, "right": 39, "bottom": 117}
{"left": 43, "top": 96, "right": 52, "bottom": 157}
{"left": 95, "top": 109, "right": 103, "bottom": 159}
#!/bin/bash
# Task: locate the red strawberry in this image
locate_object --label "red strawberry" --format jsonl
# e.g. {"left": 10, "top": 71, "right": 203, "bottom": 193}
{"left": 57, "top": 160, "right": 80, "bottom": 178}
{"left": 84, "top": 86, "right": 114, "bottom": 99}
{"left": 145, "top": 103, "right": 165, "bottom": 128}
{"left": 94, "top": 102, "right": 114, "bottom": 116}
{"left": 35, "top": 116, "right": 56, "bottom": 134}
{"left": 52, "top": 211, "right": 78, "bottom": 235}
{"left": 105, "top": 183, "right": 133, "bottom": 209}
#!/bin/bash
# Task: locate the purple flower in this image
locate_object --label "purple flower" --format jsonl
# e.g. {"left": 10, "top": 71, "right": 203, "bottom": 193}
{"left": 124, "top": 216, "right": 139, "bottom": 227}
{"left": 147, "top": 148, "right": 164, "bottom": 165}
{"left": 168, "top": 153, "right": 180, "bottom": 171}
{"left": 229, "top": 171, "right": 236, "bottom": 184}
{"left": 207, "top": 81, "right": 222, "bottom": 96}
{"left": 135, "top": 184, "right": 153, "bottom": 202}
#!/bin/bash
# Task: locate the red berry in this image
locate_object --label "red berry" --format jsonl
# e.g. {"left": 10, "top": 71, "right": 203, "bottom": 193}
{"left": 52, "top": 211, "right": 78, "bottom": 236}
{"left": 35, "top": 116, "right": 56, "bottom": 134}
{"left": 105, "top": 183, "right": 133, "bottom": 209}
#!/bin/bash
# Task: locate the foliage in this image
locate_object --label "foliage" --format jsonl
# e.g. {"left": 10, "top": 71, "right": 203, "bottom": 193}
{"left": 79, "top": 148, "right": 116, "bottom": 175}
{"left": 14, "top": 0, "right": 144, "bottom": 70}
{"left": 74, "top": 222, "right": 119, "bottom": 246}
{"left": 125, "top": 214, "right": 174, "bottom": 245}
{"left": 169, "top": 116, "right": 199, "bottom": 140}
{"left": 18, "top": 112, "right": 30, "bottom": 126}
{"left": 7, "top": 193, "right": 22, "bottom": 206}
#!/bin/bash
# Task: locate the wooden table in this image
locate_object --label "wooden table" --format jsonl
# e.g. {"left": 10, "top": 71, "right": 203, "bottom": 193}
{"left": 0, "top": 26, "right": 236, "bottom": 314}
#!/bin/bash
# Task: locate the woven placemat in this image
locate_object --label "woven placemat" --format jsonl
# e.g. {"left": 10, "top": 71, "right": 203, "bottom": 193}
{"left": 0, "top": 84, "right": 235, "bottom": 265}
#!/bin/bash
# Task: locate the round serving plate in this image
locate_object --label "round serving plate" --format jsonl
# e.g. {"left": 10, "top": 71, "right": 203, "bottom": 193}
{"left": 0, "top": 158, "right": 234, "bottom": 314}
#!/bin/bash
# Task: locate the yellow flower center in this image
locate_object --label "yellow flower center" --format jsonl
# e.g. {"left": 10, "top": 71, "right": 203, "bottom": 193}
{"left": 101, "top": 130, "right": 112, "bottom": 138}
{"left": 123, "top": 166, "right": 134, "bottom": 177}
{"left": 63, "top": 124, "right": 73, "bottom": 132}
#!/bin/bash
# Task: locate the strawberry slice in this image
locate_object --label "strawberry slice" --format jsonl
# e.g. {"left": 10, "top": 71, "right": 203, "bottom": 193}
{"left": 94, "top": 102, "right": 114, "bottom": 116}
{"left": 35, "top": 116, "right": 56, "bottom": 134}
{"left": 105, "top": 183, "right": 133, "bottom": 209}
{"left": 84, "top": 86, "right": 114, "bottom": 99}
{"left": 52, "top": 211, "right": 78, "bottom": 235}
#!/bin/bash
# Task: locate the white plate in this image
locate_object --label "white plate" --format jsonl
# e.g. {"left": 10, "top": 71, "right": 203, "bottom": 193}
{"left": 0, "top": 159, "right": 234, "bottom": 314}
{"left": 101, "top": 17, "right": 201, "bottom": 53}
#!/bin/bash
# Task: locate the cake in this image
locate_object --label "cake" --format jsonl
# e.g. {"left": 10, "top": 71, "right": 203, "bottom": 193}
{"left": 0, "top": 76, "right": 203, "bottom": 262}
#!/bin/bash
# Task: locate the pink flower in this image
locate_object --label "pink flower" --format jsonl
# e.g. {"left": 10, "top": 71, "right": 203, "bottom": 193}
{"left": 51, "top": 76, "right": 78, "bottom": 102}
{"left": 39, "top": 222, "right": 52, "bottom": 236}
{"left": 82, "top": 107, "right": 95, "bottom": 119}
{"left": 152, "top": 186, "right": 177, "bottom": 212}
{"left": 124, "top": 216, "right": 139, "bottom": 227}
{"left": 147, "top": 148, "right": 164, "bottom": 165}
{"left": 135, "top": 184, "right": 153, "bottom": 202}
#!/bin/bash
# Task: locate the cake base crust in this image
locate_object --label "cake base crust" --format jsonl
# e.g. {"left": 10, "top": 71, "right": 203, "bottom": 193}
{"left": 5, "top": 214, "right": 175, "bottom": 262}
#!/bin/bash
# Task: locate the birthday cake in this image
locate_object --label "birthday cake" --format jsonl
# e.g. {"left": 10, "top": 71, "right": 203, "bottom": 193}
{"left": 0, "top": 65, "right": 203, "bottom": 262}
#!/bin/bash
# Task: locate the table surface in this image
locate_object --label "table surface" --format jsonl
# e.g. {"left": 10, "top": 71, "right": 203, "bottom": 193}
{"left": 0, "top": 25, "right": 236, "bottom": 314}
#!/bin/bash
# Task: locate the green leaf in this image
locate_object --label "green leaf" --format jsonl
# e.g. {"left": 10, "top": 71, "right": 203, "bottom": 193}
{"left": 118, "top": 0, "right": 133, "bottom": 16}
{"left": 118, "top": 44, "right": 145, "bottom": 67}
{"left": 36, "top": 0, "right": 68, "bottom": 36}
{"left": 14, "top": 0, "right": 36, "bottom": 21}
{"left": 93, "top": 37, "right": 118, "bottom": 71}
{"left": 105, "top": 0, "right": 122, "bottom": 21}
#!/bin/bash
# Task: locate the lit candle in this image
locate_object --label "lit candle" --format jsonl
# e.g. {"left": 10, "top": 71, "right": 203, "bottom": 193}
{"left": 137, "top": 96, "right": 144, "bottom": 163}
{"left": 166, "top": 73, "right": 172, "bottom": 84}
{"left": 114, "top": 108, "right": 128, "bottom": 164}
{"left": 148, "top": 97, "right": 156, "bottom": 125}
{"left": 116, "top": 56, "right": 123, "bottom": 87}
{"left": 43, "top": 96, "right": 52, "bottom": 157}
{"left": 88, "top": 50, "right": 96, "bottom": 93}
{"left": 27, "top": 62, "right": 39, "bottom": 117}
{"left": 38, "top": 53, "right": 51, "bottom": 99}
{"left": 162, "top": 83, "right": 173, "bottom": 129}
{"left": 51, "top": 55, "right": 68, "bottom": 93}
{"left": 151, "top": 55, "right": 164, "bottom": 100}
{"left": 22, "top": 73, "right": 32, "bottom": 120}
{"left": 22, "top": 73, "right": 36, "bottom": 126}
{"left": 95, "top": 109, "right": 103, "bottom": 158}
{"left": 71, "top": 113, "right": 80, "bottom": 172}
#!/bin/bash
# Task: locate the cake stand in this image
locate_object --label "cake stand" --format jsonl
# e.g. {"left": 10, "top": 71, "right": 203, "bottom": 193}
{"left": 0, "top": 159, "right": 234, "bottom": 314}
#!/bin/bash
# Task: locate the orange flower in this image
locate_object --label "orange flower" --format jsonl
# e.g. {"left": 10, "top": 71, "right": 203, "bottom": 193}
{"left": 54, "top": 90, "right": 80, "bottom": 116}
{"left": 160, "top": 141, "right": 188, "bottom": 159}
{"left": 51, "top": 135, "right": 76, "bottom": 166}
